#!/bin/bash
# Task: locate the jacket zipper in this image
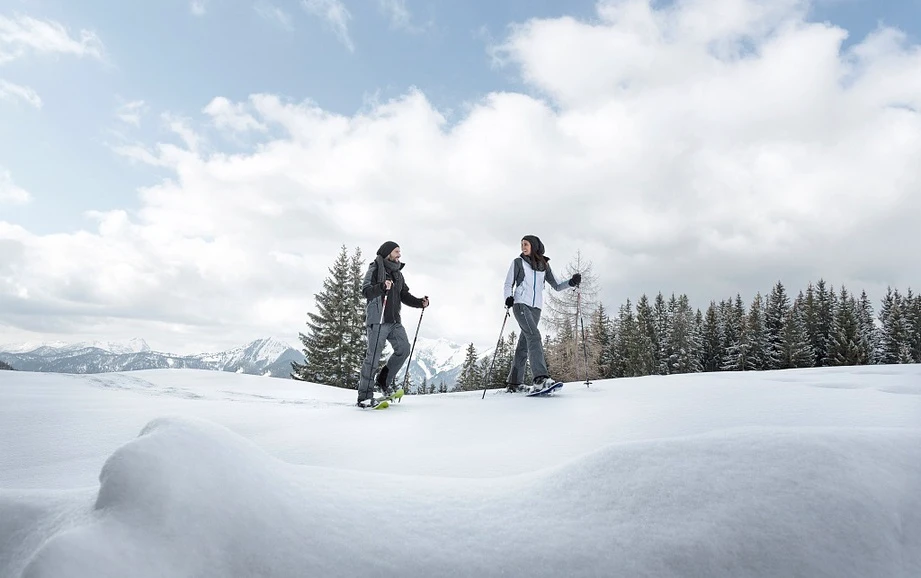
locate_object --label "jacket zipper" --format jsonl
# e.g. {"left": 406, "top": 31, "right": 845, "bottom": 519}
{"left": 532, "top": 269, "right": 536, "bottom": 307}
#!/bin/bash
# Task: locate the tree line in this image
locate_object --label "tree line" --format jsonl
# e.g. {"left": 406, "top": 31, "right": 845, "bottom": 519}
{"left": 527, "top": 270, "right": 920, "bottom": 383}
{"left": 294, "top": 246, "right": 920, "bottom": 392}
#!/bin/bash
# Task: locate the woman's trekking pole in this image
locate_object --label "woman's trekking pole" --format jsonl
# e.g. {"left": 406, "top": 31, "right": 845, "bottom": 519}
{"left": 576, "top": 285, "right": 591, "bottom": 387}
{"left": 481, "top": 306, "right": 512, "bottom": 400}
{"left": 401, "top": 300, "right": 427, "bottom": 394}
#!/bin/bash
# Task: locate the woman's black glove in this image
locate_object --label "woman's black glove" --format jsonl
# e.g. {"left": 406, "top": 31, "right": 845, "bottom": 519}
{"left": 569, "top": 273, "right": 582, "bottom": 287}
{"left": 505, "top": 296, "right": 514, "bottom": 308}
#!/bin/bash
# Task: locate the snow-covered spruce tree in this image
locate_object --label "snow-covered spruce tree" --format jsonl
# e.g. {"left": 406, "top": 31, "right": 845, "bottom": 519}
{"left": 829, "top": 286, "right": 862, "bottom": 366}
{"left": 0, "top": 360, "right": 13, "bottom": 370}
{"left": 492, "top": 331, "right": 516, "bottom": 387}
{"left": 591, "top": 303, "right": 615, "bottom": 379}
{"left": 783, "top": 292, "right": 814, "bottom": 369}
{"left": 722, "top": 294, "right": 750, "bottom": 371}
{"left": 802, "top": 283, "right": 819, "bottom": 365}
{"left": 345, "top": 247, "right": 368, "bottom": 381}
{"left": 745, "top": 293, "right": 768, "bottom": 371}
{"left": 905, "top": 288, "right": 921, "bottom": 363}
{"left": 292, "top": 245, "right": 367, "bottom": 388}
{"left": 456, "top": 342, "right": 482, "bottom": 391}
{"left": 477, "top": 354, "right": 491, "bottom": 390}
{"left": 695, "top": 308, "right": 705, "bottom": 367}
{"left": 815, "top": 279, "right": 834, "bottom": 367}
{"left": 634, "top": 295, "right": 659, "bottom": 376}
{"left": 857, "top": 290, "right": 878, "bottom": 365}
{"left": 664, "top": 294, "right": 702, "bottom": 374}
{"left": 716, "top": 298, "right": 733, "bottom": 370}
{"left": 764, "top": 281, "right": 790, "bottom": 369}
{"left": 479, "top": 333, "right": 512, "bottom": 391}
{"left": 878, "top": 287, "right": 913, "bottom": 364}
{"left": 700, "top": 301, "right": 722, "bottom": 372}
{"left": 610, "top": 299, "right": 634, "bottom": 378}
{"left": 653, "top": 292, "right": 670, "bottom": 375}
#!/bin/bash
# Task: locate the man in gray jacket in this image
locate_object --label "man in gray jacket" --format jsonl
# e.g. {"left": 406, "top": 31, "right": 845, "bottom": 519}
{"left": 357, "top": 241, "right": 430, "bottom": 407}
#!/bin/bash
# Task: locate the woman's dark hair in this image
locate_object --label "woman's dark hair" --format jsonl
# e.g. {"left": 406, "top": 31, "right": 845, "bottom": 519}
{"left": 530, "top": 252, "right": 548, "bottom": 271}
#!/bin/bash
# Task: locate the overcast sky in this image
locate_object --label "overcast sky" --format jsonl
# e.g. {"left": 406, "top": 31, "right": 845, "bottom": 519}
{"left": 1, "top": 0, "right": 920, "bottom": 355}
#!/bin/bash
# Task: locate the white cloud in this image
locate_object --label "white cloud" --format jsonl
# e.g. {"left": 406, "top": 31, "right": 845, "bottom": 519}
{"left": 191, "top": 1, "right": 207, "bottom": 17}
{"left": 378, "top": 0, "right": 414, "bottom": 31}
{"left": 0, "top": 168, "right": 32, "bottom": 204}
{"left": 302, "top": 0, "right": 354, "bottom": 52}
{"left": 2, "top": 0, "right": 921, "bottom": 353}
{"left": 203, "top": 96, "right": 268, "bottom": 133}
{"left": 0, "top": 78, "right": 41, "bottom": 108}
{"left": 115, "top": 99, "right": 148, "bottom": 127}
{"left": 110, "top": 143, "right": 172, "bottom": 168}
{"left": 378, "top": 0, "right": 431, "bottom": 34}
{"left": 255, "top": 2, "right": 294, "bottom": 31}
{"left": 0, "top": 13, "right": 104, "bottom": 64}
{"left": 162, "top": 113, "right": 204, "bottom": 153}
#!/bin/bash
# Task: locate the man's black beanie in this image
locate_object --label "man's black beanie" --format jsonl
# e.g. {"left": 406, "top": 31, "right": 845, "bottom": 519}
{"left": 377, "top": 241, "right": 399, "bottom": 257}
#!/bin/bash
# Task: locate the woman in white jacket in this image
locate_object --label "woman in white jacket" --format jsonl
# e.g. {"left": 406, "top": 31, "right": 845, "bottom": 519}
{"left": 503, "top": 235, "right": 581, "bottom": 393}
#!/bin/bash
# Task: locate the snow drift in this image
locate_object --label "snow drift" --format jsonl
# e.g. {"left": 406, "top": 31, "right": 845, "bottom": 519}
{"left": 3, "top": 413, "right": 919, "bottom": 578}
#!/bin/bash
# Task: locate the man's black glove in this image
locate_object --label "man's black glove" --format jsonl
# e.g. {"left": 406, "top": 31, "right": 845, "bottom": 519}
{"left": 505, "top": 296, "right": 514, "bottom": 308}
{"left": 569, "top": 273, "right": 582, "bottom": 287}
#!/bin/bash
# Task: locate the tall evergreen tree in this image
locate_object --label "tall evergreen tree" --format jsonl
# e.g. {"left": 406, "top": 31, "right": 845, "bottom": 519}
{"left": 592, "top": 304, "right": 615, "bottom": 379}
{"left": 346, "top": 247, "right": 368, "bottom": 379}
{"left": 722, "top": 294, "right": 750, "bottom": 371}
{"left": 746, "top": 293, "right": 768, "bottom": 371}
{"left": 292, "top": 245, "right": 366, "bottom": 388}
{"left": 456, "top": 343, "right": 482, "bottom": 391}
{"left": 496, "top": 331, "right": 517, "bottom": 386}
{"left": 802, "top": 283, "right": 819, "bottom": 366}
{"left": 634, "top": 295, "right": 658, "bottom": 376}
{"left": 829, "top": 286, "right": 861, "bottom": 366}
{"left": 611, "top": 300, "right": 634, "bottom": 378}
{"left": 764, "top": 281, "right": 790, "bottom": 369}
{"left": 879, "top": 287, "right": 913, "bottom": 364}
{"left": 815, "top": 279, "right": 834, "bottom": 366}
{"left": 0, "top": 360, "right": 13, "bottom": 370}
{"left": 480, "top": 331, "right": 514, "bottom": 390}
{"left": 653, "top": 292, "right": 669, "bottom": 375}
{"left": 879, "top": 287, "right": 899, "bottom": 364}
{"left": 857, "top": 290, "right": 878, "bottom": 365}
{"left": 694, "top": 308, "right": 705, "bottom": 370}
{"left": 905, "top": 288, "right": 921, "bottom": 363}
{"left": 700, "top": 301, "right": 722, "bottom": 372}
{"left": 665, "top": 294, "right": 702, "bottom": 373}
{"left": 783, "top": 293, "right": 814, "bottom": 368}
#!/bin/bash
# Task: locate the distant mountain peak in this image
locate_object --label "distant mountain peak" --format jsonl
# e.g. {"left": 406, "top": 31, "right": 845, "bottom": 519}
{"left": 0, "top": 338, "right": 151, "bottom": 355}
{"left": 0, "top": 335, "right": 470, "bottom": 387}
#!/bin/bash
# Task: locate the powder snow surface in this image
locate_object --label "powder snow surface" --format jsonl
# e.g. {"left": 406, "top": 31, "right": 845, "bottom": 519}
{"left": 1, "top": 365, "right": 919, "bottom": 577}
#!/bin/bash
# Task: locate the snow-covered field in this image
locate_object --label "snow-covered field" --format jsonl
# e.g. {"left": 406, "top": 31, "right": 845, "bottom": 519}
{"left": 1, "top": 365, "right": 919, "bottom": 577}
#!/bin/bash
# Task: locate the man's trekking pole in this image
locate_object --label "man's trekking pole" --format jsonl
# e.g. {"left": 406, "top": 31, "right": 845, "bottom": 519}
{"left": 576, "top": 285, "right": 591, "bottom": 387}
{"left": 481, "top": 306, "right": 512, "bottom": 399}
{"left": 401, "top": 299, "right": 427, "bottom": 395}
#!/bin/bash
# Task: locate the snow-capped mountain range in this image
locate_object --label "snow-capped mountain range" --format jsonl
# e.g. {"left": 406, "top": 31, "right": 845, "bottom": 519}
{"left": 0, "top": 337, "right": 305, "bottom": 378}
{"left": 392, "top": 336, "right": 472, "bottom": 388}
{"left": 0, "top": 336, "right": 475, "bottom": 386}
